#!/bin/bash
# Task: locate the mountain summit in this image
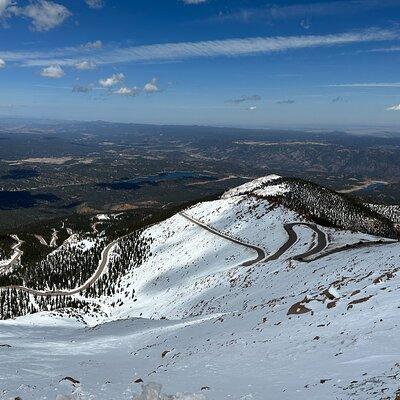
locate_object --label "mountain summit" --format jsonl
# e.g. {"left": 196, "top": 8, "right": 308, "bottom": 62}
{"left": 224, "top": 174, "right": 399, "bottom": 239}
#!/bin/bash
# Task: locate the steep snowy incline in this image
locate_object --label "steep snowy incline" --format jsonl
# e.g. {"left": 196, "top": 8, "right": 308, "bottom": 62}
{"left": 2, "top": 237, "right": 400, "bottom": 400}
{"left": 1, "top": 176, "right": 400, "bottom": 400}
{"left": 98, "top": 212, "right": 258, "bottom": 321}
{"left": 96, "top": 190, "right": 338, "bottom": 322}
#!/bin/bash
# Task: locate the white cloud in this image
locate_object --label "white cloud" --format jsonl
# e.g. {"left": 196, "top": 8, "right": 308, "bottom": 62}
{"left": 0, "top": 41, "right": 101, "bottom": 65}
{"left": 0, "top": 0, "right": 11, "bottom": 15}
{"left": 107, "top": 29, "right": 395, "bottom": 64}
{"left": 63, "top": 29, "right": 399, "bottom": 65}
{"left": 40, "top": 64, "right": 64, "bottom": 78}
{"left": 114, "top": 86, "right": 140, "bottom": 96}
{"left": 12, "top": 0, "right": 71, "bottom": 32}
{"left": 83, "top": 40, "right": 102, "bottom": 50}
{"left": 99, "top": 72, "right": 124, "bottom": 87}
{"left": 74, "top": 60, "right": 96, "bottom": 70}
{"left": 0, "top": 59, "right": 5, "bottom": 69}
{"left": 387, "top": 104, "right": 400, "bottom": 111}
{"left": 2, "top": 28, "right": 397, "bottom": 67}
{"left": 366, "top": 46, "right": 400, "bottom": 53}
{"left": 212, "top": 0, "right": 400, "bottom": 23}
{"left": 85, "top": 0, "right": 104, "bottom": 9}
{"left": 248, "top": 106, "right": 257, "bottom": 110}
{"left": 143, "top": 78, "right": 159, "bottom": 93}
{"left": 110, "top": 79, "right": 162, "bottom": 97}
{"left": 182, "top": 0, "right": 208, "bottom": 4}
{"left": 329, "top": 82, "right": 400, "bottom": 88}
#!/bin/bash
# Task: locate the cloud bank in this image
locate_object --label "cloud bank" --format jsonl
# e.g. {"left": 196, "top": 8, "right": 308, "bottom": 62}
{"left": 211, "top": 0, "right": 400, "bottom": 23}
{"left": 12, "top": 28, "right": 396, "bottom": 68}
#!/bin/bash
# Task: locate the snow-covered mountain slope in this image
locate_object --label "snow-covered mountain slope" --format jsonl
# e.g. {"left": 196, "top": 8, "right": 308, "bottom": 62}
{"left": 223, "top": 175, "right": 399, "bottom": 239}
{"left": 1, "top": 175, "right": 400, "bottom": 400}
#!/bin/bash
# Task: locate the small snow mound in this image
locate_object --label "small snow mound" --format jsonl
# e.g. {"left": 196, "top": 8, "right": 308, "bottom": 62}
{"left": 328, "top": 286, "right": 341, "bottom": 299}
{"left": 222, "top": 174, "right": 282, "bottom": 198}
{"left": 96, "top": 214, "right": 110, "bottom": 221}
{"left": 133, "top": 383, "right": 206, "bottom": 400}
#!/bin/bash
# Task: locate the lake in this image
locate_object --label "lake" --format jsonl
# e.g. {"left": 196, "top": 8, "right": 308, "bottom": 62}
{"left": 98, "top": 171, "right": 215, "bottom": 190}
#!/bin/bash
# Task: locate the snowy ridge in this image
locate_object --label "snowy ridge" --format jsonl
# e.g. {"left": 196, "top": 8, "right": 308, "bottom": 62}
{"left": 223, "top": 175, "right": 399, "bottom": 238}
{"left": 1, "top": 176, "right": 400, "bottom": 399}
{"left": 222, "top": 174, "right": 283, "bottom": 198}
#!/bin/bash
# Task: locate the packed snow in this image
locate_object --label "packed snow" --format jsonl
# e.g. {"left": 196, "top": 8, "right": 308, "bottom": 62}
{"left": 96, "top": 214, "right": 111, "bottom": 221}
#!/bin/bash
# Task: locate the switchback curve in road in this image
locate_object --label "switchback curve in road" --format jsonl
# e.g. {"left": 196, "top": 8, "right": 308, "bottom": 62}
{"left": 1, "top": 211, "right": 392, "bottom": 298}
{"left": 180, "top": 212, "right": 266, "bottom": 267}
{"left": 183, "top": 214, "right": 398, "bottom": 266}
{"left": 290, "top": 223, "right": 327, "bottom": 261}
{"left": 305, "top": 238, "right": 397, "bottom": 262}
{"left": 181, "top": 213, "right": 328, "bottom": 264}
{"left": 0, "top": 237, "right": 119, "bottom": 297}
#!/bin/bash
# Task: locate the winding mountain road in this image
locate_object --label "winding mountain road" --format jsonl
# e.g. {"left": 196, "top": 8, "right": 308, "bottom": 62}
{"left": 265, "top": 223, "right": 327, "bottom": 261}
{"left": 1, "top": 237, "right": 120, "bottom": 297}
{"left": 307, "top": 238, "right": 397, "bottom": 262}
{"left": 182, "top": 214, "right": 398, "bottom": 266}
{"left": 180, "top": 213, "right": 328, "bottom": 265}
{"left": 290, "top": 223, "right": 328, "bottom": 261}
{"left": 180, "top": 212, "right": 266, "bottom": 266}
{"left": 1, "top": 211, "right": 394, "bottom": 298}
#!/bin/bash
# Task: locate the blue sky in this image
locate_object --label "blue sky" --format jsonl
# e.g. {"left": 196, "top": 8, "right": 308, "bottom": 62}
{"left": 1, "top": 0, "right": 400, "bottom": 127}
